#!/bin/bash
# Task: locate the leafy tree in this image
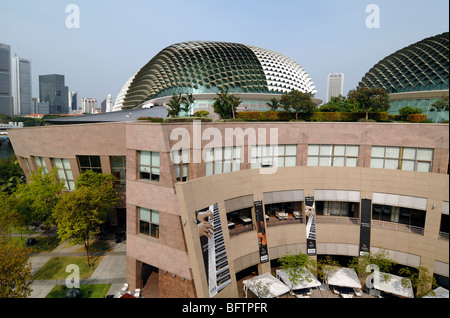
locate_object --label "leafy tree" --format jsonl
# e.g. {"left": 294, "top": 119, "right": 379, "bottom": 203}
{"left": 280, "top": 90, "right": 315, "bottom": 120}
{"left": 0, "top": 191, "right": 22, "bottom": 243}
{"left": 167, "top": 94, "right": 184, "bottom": 117}
{"left": 0, "top": 155, "right": 24, "bottom": 194}
{"left": 316, "top": 256, "right": 340, "bottom": 282}
{"left": 266, "top": 98, "right": 280, "bottom": 111}
{"left": 398, "top": 265, "right": 437, "bottom": 298}
{"left": 430, "top": 96, "right": 449, "bottom": 123}
{"left": 0, "top": 242, "right": 33, "bottom": 298}
{"left": 347, "top": 87, "right": 390, "bottom": 120}
{"left": 278, "top": 251, "right": 317, "bottom": 288}
{"left": 14, "top": 168, "right": 64, "bottom": 244}
{"left": 181, "top": 93, "right": 195, "bottom": 116}
{"left": 398, "top": 106, "right": 423, "bottom": 121}
{"left": 212, "top": 90, "right": 241, "bottom": 119}
{"left": 319, "top": 95, "right": 357, "bottom": 112}
{"left": 53, "top": 170, "right": 118, "bottom": 266}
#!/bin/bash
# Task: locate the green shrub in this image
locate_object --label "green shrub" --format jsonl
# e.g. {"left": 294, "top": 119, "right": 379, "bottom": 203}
{"left": 136, "top": 116, "right": 164, "bottom": 123}
{"left": 192, "top": 110, "right": 209, "bottom": 117}
{"left": 164, "top": 116, "right": 212, "bottom": 123}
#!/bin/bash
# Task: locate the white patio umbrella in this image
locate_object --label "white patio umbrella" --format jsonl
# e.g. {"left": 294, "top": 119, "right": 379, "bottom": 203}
{"left": 325, "top": 267, "right": 362, "bottom": 289}
{"left": 276, "top": 267, "right": 321, "bottom": 291}
{"left": 243, "top": 272, "right": 290, "bottom": 298}
{"left": 373, "top": 271, "right": 414, "bottom": 298}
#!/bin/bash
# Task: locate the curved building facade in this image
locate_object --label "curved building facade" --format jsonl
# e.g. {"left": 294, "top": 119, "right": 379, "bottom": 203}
{"left": 8, "top": 120, "right": 449, "bottom": 298}
{"left": 113, "top": 41, "right": 319, "bottom": 112}
{"left": 358, "top": 32, "right": 449, "bottom": 122}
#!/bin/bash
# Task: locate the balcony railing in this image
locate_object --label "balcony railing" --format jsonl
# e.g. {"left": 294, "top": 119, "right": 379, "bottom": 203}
{"left": 372, "top": 220, "right": 424, "bottom": 235}
{"left": 439, "top": 231, "right": 449, "bottom": 240}
{"left": 315, "top": 216, "right": 359, "bottom": 225}
{"left": 266, "top": 216, "right": 303, "bottom": 227}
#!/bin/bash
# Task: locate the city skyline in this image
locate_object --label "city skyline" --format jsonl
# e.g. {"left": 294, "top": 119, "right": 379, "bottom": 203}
{"left": 0, "top": 0, "right": 448, "bottom": 107}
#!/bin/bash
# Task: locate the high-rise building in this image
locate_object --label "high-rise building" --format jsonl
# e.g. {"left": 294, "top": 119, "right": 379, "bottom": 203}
{"left": 69, "top": 91, "right": 78, "bottom": 111}
{"left": 82, "top": 97, "right": 97, "bottom": 114}
{"left": 0, "top": 43, "right": 13, "bottom": 116}
{"left": 106, "top": 94, "right": 114, "bottom": 112}
{"left": 39, "top": 74, "right": 69, "bottom": 114}
{"left": 326, "top": 73, "right": 344, "bottom": 102}
{"left": 11, "top": 56, "right": 32, "bottom": 115}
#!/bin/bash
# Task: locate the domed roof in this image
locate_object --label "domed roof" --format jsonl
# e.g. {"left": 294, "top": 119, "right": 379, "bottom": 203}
{"left": 121, "top": 41, "right": 316, "bottom": 109}
{"left": 358, "top": 32, "right": 449, "bottom": 94}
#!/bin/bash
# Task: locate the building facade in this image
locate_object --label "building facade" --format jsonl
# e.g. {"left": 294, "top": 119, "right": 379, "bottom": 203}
{"left": 0, "top": 43, "right": 13, "bottom": 116}
{"left": 8, "top": 121, "right": 449, "bottom": 298}
{"left": 39, "top": 74, "right": 69, "bottom": 114}
{"left": 358, "top": 32, "right": 449, "bottom": 122}
{"left": 82, "top": 97, "right": 97, "bottom": 114}
{"left": 326, "top": 73, "right": 344, "bottom": 102}
{"left": 11, "top": 56, "right": 32, "bottom": 116}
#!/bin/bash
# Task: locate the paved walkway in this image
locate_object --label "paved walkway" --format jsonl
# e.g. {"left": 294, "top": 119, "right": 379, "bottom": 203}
{"left": 27, "top": 239, "right": 127, "bottom": 298}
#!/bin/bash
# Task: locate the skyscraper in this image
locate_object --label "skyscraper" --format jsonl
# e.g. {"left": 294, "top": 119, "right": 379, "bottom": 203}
{"left": 0, "top": 43, "right": 13, "bottom": 116}
{"left": 39, "top": 74, "right": 69, "bottom": 114}
{"left": 82, "top": 97, "right": 97, "bottom": 113}
{"left": 326, "top": 73, "right": 344, "bottom": 102}
{"left": 11, "top": 56, "right": 32, "bottom": 115}
{"left": 69, "top": 91, "right": 78, "bottom": 111}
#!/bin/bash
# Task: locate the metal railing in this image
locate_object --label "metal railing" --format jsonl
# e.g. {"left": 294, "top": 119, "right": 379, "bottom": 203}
{"left": 266, "top": 217, "right": 303, "bottom": 228}
{"left": 315, "top": 216, "right": 359, "bottom": 225}
{"left": 372, "top": 220, "right": 424, "bottom": 235}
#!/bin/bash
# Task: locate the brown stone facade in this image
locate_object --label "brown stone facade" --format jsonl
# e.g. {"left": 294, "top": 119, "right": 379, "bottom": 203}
{"left": 8, "top": 121, "right": 449, "bottom": 298}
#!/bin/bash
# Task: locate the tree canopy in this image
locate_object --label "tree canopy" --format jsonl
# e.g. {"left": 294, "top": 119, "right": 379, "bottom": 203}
{"left": 347, "top": 87, "right": 390, "bottom": 120}
{"left": 280, "top": 90, "right": 315, "bottom": 120}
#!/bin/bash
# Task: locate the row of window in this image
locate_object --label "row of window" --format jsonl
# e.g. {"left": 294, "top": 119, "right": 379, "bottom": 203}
{"left": 137, "top": 145, "right": 435, "bottom": 183}
{"left": 26, "top": 155, "right": 126, "bottom": 190}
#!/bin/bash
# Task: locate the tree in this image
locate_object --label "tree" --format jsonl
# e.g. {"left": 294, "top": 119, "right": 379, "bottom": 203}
{"left": 53, "top": 170, "right": 118, "bottom": 267}
{"left": 0, "top": 191, "right": 22, "bottom": 243}
{"left": 398, "top": 106, "right": 423, "bottom": 121}
{"left": 14, "top": 168, "right": 64, "bottom": 244}
{"left": 316, "top": 256, "right": 340, "bottom": 282}
{"left": 181, "top": 93, "right": 195, "bottom": 116}
{"left": 430, "top": 96, "right": 449, "bottom": 123}
{"left": 212, "top": 90, "right": 241, "bottom": 119}
{"left": 280, "top": 90, "right": 315, "bottom": 120}
{"left": 0, "top": 155, "right": 24, "bottom": 194}
{"left": 0, "top": 242, "right": 33, "bottom": 298}
{"left": 319, "top": 95, "right": 357, "bottom": 112}
{"left": 347, "top": 87, "right": 390, "bottom": 120}
{"left": 278, "top": 251, "right": 317, "bottom": 288}
{"left": 266, "top": 98, "right": 280, "bottom": 111}
{"left": 167, "top": 94, "right": 184, "bottom": 117}
{"left": 398, "top": 265, "right": 437, "bottom": 297}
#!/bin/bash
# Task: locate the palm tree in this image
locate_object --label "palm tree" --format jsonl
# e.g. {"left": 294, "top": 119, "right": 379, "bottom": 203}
{"left": 167, "top": 94, "right": 184, "bottom": 117}
{"left": 266, "top": 98, "right": 280, "bottom": 111}
{"left": 181, "top": 93, "right": 195, "bottom": 116}
{"left": 212, "top": 90, "right": 241, "bottom": 119}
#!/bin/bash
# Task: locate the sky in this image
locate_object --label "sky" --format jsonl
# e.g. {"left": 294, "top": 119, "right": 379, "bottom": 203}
{"left": 0, "top": 0, "right": 448, "bottom": 106}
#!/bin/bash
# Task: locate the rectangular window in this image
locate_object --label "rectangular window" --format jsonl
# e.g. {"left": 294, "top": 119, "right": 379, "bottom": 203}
{"left": 372, "top": 204, "right": 426, "bottom": 230}
{"left": 139, "top": 207, "right": 159, "bottom": 238}
{"left": 53, "top": 158, "right": 75, "bottom": 190}
{"left": 251, "top": 144, "right": 297, "bottom": 169}
{"left": 110, "top": 156, "right": 126, "bottom": 190}
{"left": 34, "top": 156, "right": 48, "bottom": 174}
{"left": 205, "top": 147, "right": 241, "bottom": 176}
{"left": 77, "top": 155, "right": 102, "bottom": 173}
{"left": 307, "top": 144, "right": 359, "bottom": 167}
{"left": 172, "top": 149, "right": 189, "bottom": 182}
{"left": 370, "top": 146, "right": 433, "bottom": 172}
{"left": 139, "top": 151, "right": 160, "bottom": 181}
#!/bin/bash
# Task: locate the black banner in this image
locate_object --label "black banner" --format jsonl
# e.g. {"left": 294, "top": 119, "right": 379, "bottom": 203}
{"left": 254, "top": 200, "right": 269, "bottom": 263}
{"left": 305, "top": 196, "right": 316, "bottom": 256}
{"left": 359, "top": 199, "right": 372, "bottom": 256}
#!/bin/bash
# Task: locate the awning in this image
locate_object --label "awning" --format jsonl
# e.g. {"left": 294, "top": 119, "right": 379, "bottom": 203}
{"left": 423, "top": 286, "right": 449, "bottom": 298}
{"left": 276, "top": 267, "right": 321, "bottom": 291}
{"left": 243, "top": 273, "right": 290, "bottom": 298}
{"left": 373, "top": 271, "right": 414, "bottom": 298}
{"left": 325, "top": 267, "right": 362, "bottom": 289}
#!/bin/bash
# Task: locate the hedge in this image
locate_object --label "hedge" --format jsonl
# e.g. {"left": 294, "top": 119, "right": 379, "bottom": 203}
{"left": 406, "top": 114, "right": 427, "bottom": 123}
{"left": 236, "top": 111, "right": 390, "bottom": 122}
{"left": 136, "top": 116, "right": 164, "bottom": 123}
{"left": 164, "top": 116, "right": 212, "bottom": 123}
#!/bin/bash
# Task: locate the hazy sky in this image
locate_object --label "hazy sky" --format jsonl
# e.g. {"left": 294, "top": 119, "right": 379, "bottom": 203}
{"left": 1, "top": 0, "right": 448, "bottom": 105}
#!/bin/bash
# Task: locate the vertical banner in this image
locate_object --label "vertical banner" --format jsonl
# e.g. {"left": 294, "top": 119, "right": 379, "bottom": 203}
{"left": 254, "top": 200, "right": 269, "bottom": 263}
{"left": 359, "top": 199, "right": 372, "bottom": 256}
{"left": 305, "top": 196, "right": 316, "bottom": 255}
{"left": 195, "top": 203, "right": 231, "bottom": 297}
